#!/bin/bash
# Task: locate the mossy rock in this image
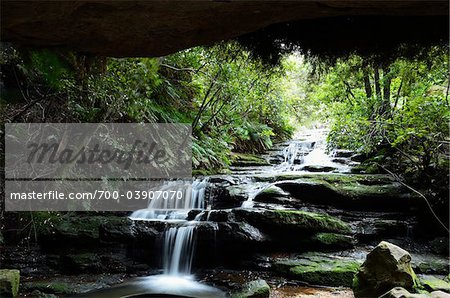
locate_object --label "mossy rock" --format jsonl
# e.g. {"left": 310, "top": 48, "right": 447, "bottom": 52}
{"left": 231, "top": 153, "right": 270, "bottom": 167}
{"left": 353, "top": 241, "right": 418, "bottom": 298}
{"left": 233, "top": 209, "right": 351, "bottom": 236}
{"left": 22, "top": 281, "right": 77, "bottom": 295}
{"left": 412, "top": 254, "right": 450, "bottom": 275}
{"left": 311, "top": 232, "right": 355, "bottom": 249}
{"left": 271, "top": 173, "right": 414, "bottom": 211}
{"left": 0, "top": 269, "right": 20, "bottom": 297}
{"left": 273, "top": 252, "right": 361, "bottom": 287}
{"left": 232, "top": 279, "right": 270, "bottom": 298}
{"left": 417, "top": 275, "right": 450, "bottom": 293}
{"left": 39, "top": 215, "right": 125, "bottom": 248}
{"left": 253, "top": 185, "right": 291, "bottom": 204}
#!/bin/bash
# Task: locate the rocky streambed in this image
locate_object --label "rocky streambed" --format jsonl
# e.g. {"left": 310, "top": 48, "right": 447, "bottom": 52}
{"left": 1, "top": 129, "right": 448, "bottom": 297}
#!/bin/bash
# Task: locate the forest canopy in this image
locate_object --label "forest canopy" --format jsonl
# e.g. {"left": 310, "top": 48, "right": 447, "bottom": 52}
{"left": 1, "top": 42, "right": 449, "bottom": 182}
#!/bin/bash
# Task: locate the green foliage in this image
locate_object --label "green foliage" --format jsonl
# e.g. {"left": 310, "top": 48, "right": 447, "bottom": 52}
{"left": 2, "top": 42, "right": 295, "bottom": 172}
{"left": 300, "top": 46, "right": 449, "bottom": 180}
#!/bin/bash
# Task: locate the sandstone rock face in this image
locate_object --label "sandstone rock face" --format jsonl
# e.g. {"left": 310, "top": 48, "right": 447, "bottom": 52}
{"left": 1, "top": 1, "right": 448, "bottom": 57}
{"left": 353, "top": 241, "right": 417, "bottom": 298}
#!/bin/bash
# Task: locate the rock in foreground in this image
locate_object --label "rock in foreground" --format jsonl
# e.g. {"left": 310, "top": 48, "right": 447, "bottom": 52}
{"left": 353, "top": 241, "right": 417, "bottom": 298}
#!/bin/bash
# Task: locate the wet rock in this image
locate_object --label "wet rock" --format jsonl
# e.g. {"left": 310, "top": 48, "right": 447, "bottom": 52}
{"left": 301, "top": 165, "right": 337, "bottom": 172}
{"left": 272, "top": 173, "right": 414, "bottom": 211}
{"left": 273, "top": 252, "right": 361, "bottom": 287}
{"left": 231, "top": 153, "right": 270, "bottom": 167}
{"left": 0, "top": 269, "right": 20, "bottom": 297}
{"left": 22, "top": 280, "right": 77, "bottom": 295}
{"left": 253, "top": 185, "right": 291, "bottom": 204}
{"left": 354, "top": 219, "right": 412, "bottom": 240}
{"left": 333, "top": 149, "right": 354, "bottom": 158}
{"left": 207, "top": 210, "right": 232, "bottom": 222}
{"left": 379, "top": 287, "right": 428, "bottom": 298}
{"left": 418, "top": 275, "right": 450, "bottom": 293}
{"left": 232, "top": 279, "right": 270, "bottom": 298}
{"left": 353, "top": 241, "right": 417, "bottom": 298}
{"left": 332, "top": 157, "right": 350, "bottom": 164}
{"left": 208, "top": 175, "right": 239, "bottom": 185}
{"left": 212, "top": 184, "right": 248, "bottom": 209}
{"left": 233, "top": 209, "right": 351, "bottom": 236}
{"left": 350, "top": 162, "right": 381, "bottom": 174}
{"left": 412, "top": 254, "right": 450, "bottom": 275}
{"left": 311, "top": 233, "right": 355, "bottom": 250}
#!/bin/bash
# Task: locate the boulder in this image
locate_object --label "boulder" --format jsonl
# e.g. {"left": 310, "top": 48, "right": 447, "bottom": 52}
{"left": 253, "top": 185, "right": 291, "bottom": 205}
{"left": 232, "top": 279, "right": 270, "bottom": 298}
{"left": 212, "top": 184, "right": 249, "bottom": 209}
{"left": 273, "top": 252, "right": 361, "bottom": 287}
{"left": 0, "top": 269, "right": 20, "bottom": 297}
{"left": 353, "top": 241, "right": 418, "bottom": 298}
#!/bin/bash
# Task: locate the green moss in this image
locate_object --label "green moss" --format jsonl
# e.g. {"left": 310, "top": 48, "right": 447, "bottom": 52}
{"left": 274, "top": 253, "right": 361, "bottom": 287}
{"left": 0, "top": 269, "right": 20, "bottom": 297}
{"left": 417, "top": 275, "right": 450, "bottom": 292}
{"left": 232, "top": 279, "right": 270, "bottom": 298}
{"left": 273, "top": 210, "right": 351, "bottom": 234}
{"left": 312, "top": 232, "right": 354, "bottom": 247}
{"left": 231, "top": 153, "right": 270, "bottom": 166}
{"left": 23, "top": 281, "right": 76, "bottom": 295}
{"left": 40, "top": 215, "right": 124, "bottom": 240}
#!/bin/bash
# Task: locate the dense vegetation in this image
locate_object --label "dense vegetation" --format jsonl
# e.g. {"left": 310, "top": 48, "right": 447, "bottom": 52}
{"left": 1, "top": 43, "right": 295, "bottom": 173}
{"left": 1, "top": 43, "right": 448, "bottom": 181}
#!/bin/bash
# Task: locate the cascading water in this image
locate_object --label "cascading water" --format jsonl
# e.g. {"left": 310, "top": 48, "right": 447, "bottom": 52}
{"left": 123, "top": 177, "right": 227, "bottom": 297}
{"left": 163, "top": 225, "right": 196, "bottom": 276}
{"left": 130, "top": 178, "right": 209, "bottom": 220}
{"left": 240, "top": 128, "right": 350, "bottom": 208}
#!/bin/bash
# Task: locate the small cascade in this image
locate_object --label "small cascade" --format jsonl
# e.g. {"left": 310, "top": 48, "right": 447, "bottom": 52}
{"left": 130, "top": 178, "right": 209, "bottom": 220}
{"left": 163, "top": 225, "right": 196, "bottom": 276}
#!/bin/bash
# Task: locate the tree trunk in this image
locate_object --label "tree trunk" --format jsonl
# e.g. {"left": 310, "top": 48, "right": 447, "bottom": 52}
{"left": 374, "top": 66, "right": 382, "bottom": 100}
{"left": 362, "top": 62, "right": 372, "bottom": 98}
{"left": 381, "top": 64, "right": 392, "bottom": 117}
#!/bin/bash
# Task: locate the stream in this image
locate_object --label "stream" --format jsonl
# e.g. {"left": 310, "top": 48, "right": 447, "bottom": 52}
{"left": 71, "top": 128, "right": 447, "bottom": 297}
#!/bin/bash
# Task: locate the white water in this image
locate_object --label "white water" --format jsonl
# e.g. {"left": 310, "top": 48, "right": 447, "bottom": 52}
{"left": 126, "top": 178, "right": 221, "bottom": 296}
{"left": 163, "top": 225, "right": 196, "bottom": 276}
{"left": 129, "top": 178, "right": 209, "bottom": 220}
{"left": 240, "top": 128, "right": 351, "bottom": 208}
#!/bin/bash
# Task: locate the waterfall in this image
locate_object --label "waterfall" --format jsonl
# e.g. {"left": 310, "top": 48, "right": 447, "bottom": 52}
{"left": 163, "top": 225, "right": 196, "bottom": 276}
{"left": 129, "top": 178, "right": 209, "bottom": 220}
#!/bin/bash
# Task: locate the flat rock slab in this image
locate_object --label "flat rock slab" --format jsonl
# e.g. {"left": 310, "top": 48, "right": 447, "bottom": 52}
{"left": 273, "top": 252, "right": 362, "bottom": 287}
